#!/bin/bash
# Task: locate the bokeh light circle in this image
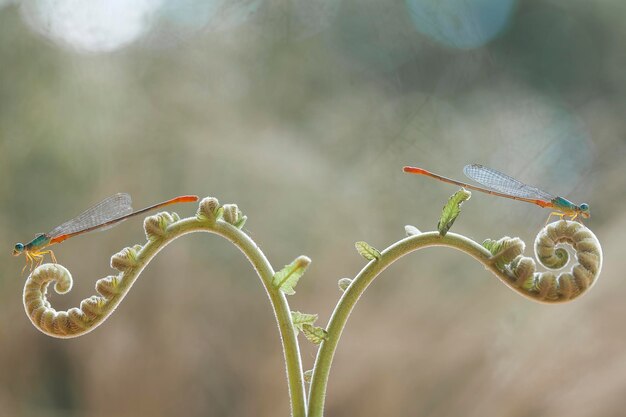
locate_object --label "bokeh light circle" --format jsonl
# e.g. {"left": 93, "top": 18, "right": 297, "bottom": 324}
{"left": 405, "top": 0, "right": 517, "bottom": 49}
{"left": 21, "top": 0, "right": 162, "bottom": 53}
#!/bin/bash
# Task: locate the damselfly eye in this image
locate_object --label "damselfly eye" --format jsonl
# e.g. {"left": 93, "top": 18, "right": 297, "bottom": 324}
{"left": 13, "top": 243, "right": 24, "bottom": 256}
{"left": 580, "top": 203, "right": 589, "bottom": 211}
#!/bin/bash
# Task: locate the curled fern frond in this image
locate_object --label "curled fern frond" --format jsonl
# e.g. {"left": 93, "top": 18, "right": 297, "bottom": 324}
{"left": 499, "top": 221, "right": 602, "bottom": 302}
{"left": 222, "top": 204, "right": 247, "bottom": 228}
{"left": 483, "top": 237, "right": 525, "bottom": 270}
{"left": 144, "top": 212, "right": 177, "bottom": 240}
{"left": 110, "top": 246, "right": 140, "bottom": 272}
{"left": 24, "top": 264, "right": 106, "bottom": 338}
{"left": 197, "top": 196, "right": 222, "bottom": 222}
{"left": 21, "top": 198, "right": 258, "bottom": 338}
{"left": 20, "top": 195, "right": 309, "bottom": 417}
{"left": 95, "top": 275, "right": 122, "bottom": 299}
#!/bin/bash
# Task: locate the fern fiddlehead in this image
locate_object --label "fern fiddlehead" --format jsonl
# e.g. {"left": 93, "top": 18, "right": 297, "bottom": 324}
{"left": 21, "top": 193, "right": 602, "bottom": 417}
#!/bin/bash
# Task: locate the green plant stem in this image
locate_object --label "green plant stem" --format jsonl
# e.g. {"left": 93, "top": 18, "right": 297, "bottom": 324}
{"left": 307, "top": 231, "right": 496, "bottom": 417}
{"left": 169, "top": 218, "right": 308, "bottom": 417}
{"left": 26, "top": 200, "right": 602, "bottom": 417}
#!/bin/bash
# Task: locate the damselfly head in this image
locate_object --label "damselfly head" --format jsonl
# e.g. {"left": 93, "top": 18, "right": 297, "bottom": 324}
{"left": 12, "top": 243, "right": 24, "bottom": 256}
{"left": 579, "top": 203, "right": 590, "bottom": 219}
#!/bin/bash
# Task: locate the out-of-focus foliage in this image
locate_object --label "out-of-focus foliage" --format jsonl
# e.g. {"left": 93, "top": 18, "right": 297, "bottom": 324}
{"left": 1, "top": 0, "right": 625, "bottom": 416}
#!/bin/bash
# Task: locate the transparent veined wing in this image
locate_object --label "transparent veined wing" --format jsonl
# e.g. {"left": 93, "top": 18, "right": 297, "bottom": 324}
{"left": 47, "top": 193, "right": 133, "bottom": 238}
{"left": 463, "top": 164, "right": 555, "bottom": 201}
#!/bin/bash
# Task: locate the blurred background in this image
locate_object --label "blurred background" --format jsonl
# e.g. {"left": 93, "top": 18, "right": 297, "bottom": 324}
{"left": 1, "top": 0, "right": 625, "bottom": 416}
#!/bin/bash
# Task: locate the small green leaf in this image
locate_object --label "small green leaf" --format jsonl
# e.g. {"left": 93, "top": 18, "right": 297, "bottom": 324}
{"left": 302, "top": 324, "right": 328, "bottom": 345}
{"left": 272, "top": 256, "right": 311, "bottom": 295}
{"left": 338, "top": 278, "right": 352, "bottom": 292}
{"left": 304, "top": 370, "right": 313, "bottom": 384}
{"left": 355, "top": 241, "right": 381, "bottom": 261}
{"left": 437, "top": 188, "right": 471, "bottom": 236}
{"left": 234, "top": 215, "right": 247, "bottom": 229}
{"left": 291, "top": 311, "right": 318, "bottom": 335}
{"left": 482, "top": 238, "right": 501, "bottom": 255}
{"left": 482, "top": 237, "right": 525, "bottom": 270}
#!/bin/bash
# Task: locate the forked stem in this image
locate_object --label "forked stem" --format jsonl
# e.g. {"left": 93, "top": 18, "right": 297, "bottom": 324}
{"left": 23, "top": 198, "right": 307, "bottom": 417}
{"left": 22, "top": 195, "right": 602, "bottom": 417}
{"left": 307, "top": 232, "right": 493, "bottom": 416}
{"left": 307, "top": 222, "right": 602, "bottom": 416}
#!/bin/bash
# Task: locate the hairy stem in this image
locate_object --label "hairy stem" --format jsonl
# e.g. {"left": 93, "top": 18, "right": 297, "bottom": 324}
{"left": 23, "top": 204, "right": 307, "bottom": 417}
{"left": 200, "top": 221, "right": 307, "bottom": 417}
{"left": 307, "top": 222, "right": 602, "bottom": 416}
{"left": 23, "top": 192, "right": 601, "bottom": 417}
{"left": 307, "top": 232, "right": 490, "bottom": 416}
